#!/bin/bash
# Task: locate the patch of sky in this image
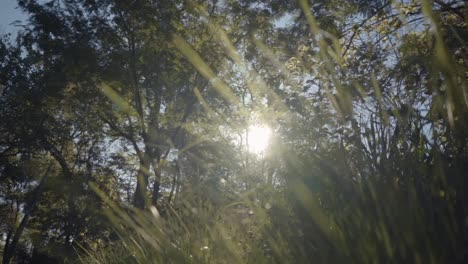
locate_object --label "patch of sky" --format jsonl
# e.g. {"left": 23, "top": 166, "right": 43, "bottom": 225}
{"left": 0, "top": 0, "right": 27, "bottom": 36}
{"left": 274, "top": 12, "right": 297, "bottom": 29}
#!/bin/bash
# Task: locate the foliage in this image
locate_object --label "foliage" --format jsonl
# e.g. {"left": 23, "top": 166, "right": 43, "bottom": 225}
{"left": 0, "top": 0, "right": 467, "bottom": 263}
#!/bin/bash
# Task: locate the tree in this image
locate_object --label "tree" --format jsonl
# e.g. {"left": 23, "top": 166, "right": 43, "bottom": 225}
{"left": 1, "top": 0, "right": 468, "bottom": 263}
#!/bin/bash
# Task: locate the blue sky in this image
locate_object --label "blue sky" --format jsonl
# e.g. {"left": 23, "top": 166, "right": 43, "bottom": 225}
{"left": 0, "top": 0, "right": 27, "bottom": 35}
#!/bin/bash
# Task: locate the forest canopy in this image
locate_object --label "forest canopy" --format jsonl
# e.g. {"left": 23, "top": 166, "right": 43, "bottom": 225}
{"left": 0, "top": 0, "right": 467, "bottom": 263}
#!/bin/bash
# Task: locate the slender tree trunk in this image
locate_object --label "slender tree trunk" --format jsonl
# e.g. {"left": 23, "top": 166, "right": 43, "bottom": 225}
{"left": 151, "top": 157, "right": 161, "bottom": 207}
{"left": 167, "top": 158, "right": 180, "bottom": 204}
{"left": 2, "top": 164, "right": 51, "bottom": 264}
{"left": 3, "top": 212, "right": 31, "bottom": 264}
{"left": 2, "top": 229, "right": 13, "bottom": 264}
{"left": 44, "top": 141, "right": 76, "bottom": 239}
{"left": 134, "top": 153, "right": 151, "bottom": 209}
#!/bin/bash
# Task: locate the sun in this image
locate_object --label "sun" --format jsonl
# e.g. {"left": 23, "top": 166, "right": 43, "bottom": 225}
{"left": 247, "top": 125, "right": 272, "bottom": 154}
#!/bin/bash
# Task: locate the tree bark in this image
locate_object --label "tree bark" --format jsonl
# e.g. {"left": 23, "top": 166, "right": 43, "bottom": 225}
{"left": 134, "top": 152, "right": 151, "bottom": 209}
{"left": 2, "top": 164, "right": 51, "bottom": 264}
{"left": 151, "top": 157, "right": 161, "bottom": 207}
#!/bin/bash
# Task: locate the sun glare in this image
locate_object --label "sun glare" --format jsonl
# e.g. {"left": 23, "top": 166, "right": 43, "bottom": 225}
{"left": 247, "top": 125, "right": 272, "bottom": 154}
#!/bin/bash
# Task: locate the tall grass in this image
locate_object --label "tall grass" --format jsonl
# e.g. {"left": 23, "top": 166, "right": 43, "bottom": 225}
{"left": 82, "top": 1, "right": 468, "bottom": 263}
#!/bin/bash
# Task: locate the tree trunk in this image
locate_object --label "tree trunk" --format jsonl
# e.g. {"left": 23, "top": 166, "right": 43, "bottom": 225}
{"left": 2, "top": 228, "right": 13, "bottom": 264}
{"left": 151, "top": 157, "right": 161, "bottom": 207}
{"left": 167, "top": 158, "right": 180, "bottom": 204}
{"left": 2, "top": 164, "right": 51, "bottom": 264}
{"left": 2, "top": 212, "right": 31, "bottom": 264}
{"left": 134, "top": 154, "right": 151, "bottom": 209}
